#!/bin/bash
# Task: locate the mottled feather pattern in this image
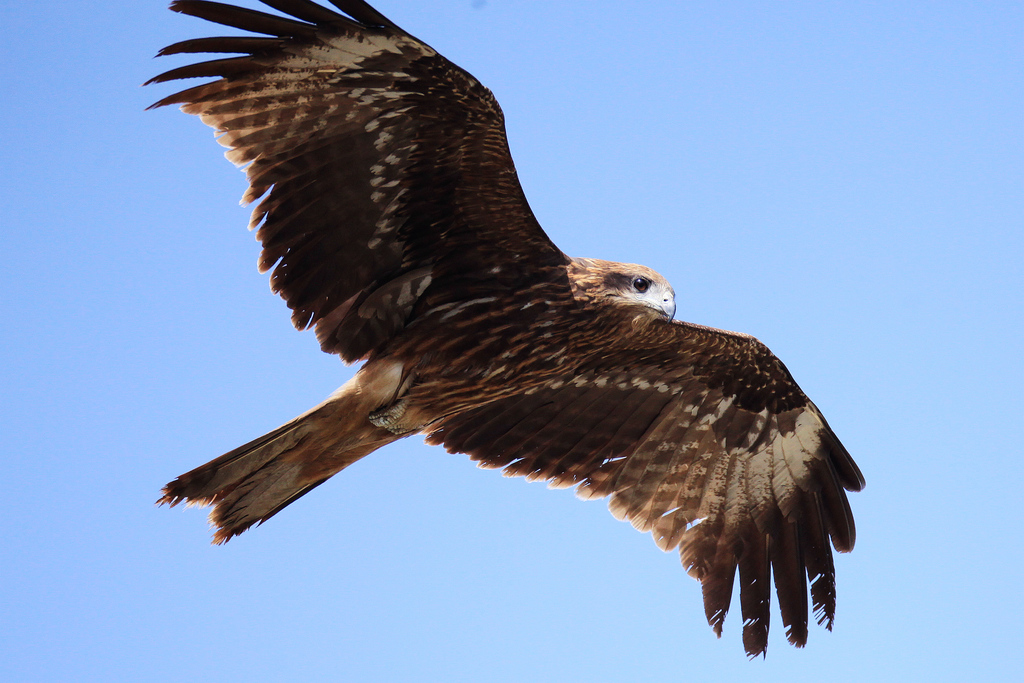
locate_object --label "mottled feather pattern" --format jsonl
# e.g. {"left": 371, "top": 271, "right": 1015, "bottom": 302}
{"left": 149, "top": 0, "right": 565, "bottom": 362}
{"left": 429, "top": 321, "right": 862, "bottom": 653}
{"left": 151, "top": 0, "right": 864, "bottom": 657}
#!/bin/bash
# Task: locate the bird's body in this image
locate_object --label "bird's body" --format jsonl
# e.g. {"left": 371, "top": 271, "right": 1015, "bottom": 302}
{"left": 151, "top": 0, "right": 864, "bottom": 656}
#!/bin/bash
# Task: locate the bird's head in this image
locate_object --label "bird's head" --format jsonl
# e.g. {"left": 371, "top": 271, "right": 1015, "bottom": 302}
{"left": 568, "top": 258, "right": 676, "bottom": 321}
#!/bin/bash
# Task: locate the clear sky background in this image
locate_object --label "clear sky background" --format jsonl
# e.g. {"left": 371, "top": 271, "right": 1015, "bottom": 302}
{"left": 2, "top": 1, "right": 1022, "bottom": 681}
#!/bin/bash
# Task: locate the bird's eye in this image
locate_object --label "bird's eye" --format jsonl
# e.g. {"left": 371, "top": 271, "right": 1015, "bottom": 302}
{"left": 632, "top": 277, "right": 651, "bottom": 293}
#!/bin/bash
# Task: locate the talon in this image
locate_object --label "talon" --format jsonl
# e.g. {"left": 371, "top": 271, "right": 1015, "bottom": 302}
{"left": 368, "top": 401, "right": 409, "bottom": 434}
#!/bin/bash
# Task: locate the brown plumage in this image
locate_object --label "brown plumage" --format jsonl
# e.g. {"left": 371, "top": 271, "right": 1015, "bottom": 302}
{"left": 151, "top": 0, "right": 864, "bottom": 657}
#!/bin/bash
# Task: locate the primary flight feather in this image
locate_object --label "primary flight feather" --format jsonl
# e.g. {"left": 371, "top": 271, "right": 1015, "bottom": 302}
{"left": 150, "top": 0, "right": 865, "bottom": 656}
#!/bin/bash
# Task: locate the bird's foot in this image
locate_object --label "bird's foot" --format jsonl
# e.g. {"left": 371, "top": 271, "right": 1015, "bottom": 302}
{"left": 368, "top": 400, "right": 412, "bottom": 434}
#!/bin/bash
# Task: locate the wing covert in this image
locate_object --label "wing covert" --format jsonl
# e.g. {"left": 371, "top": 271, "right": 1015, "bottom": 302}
{"left": 427, "top": 321, "right": 864, "bottom": 657}
{"left": 148, "top": 0, "right": 567, "bottom": 361}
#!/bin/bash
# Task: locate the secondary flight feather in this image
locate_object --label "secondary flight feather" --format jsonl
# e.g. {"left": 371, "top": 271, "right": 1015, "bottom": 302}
{"left": 149, "top": 0, "right": 865, "bottom": 656}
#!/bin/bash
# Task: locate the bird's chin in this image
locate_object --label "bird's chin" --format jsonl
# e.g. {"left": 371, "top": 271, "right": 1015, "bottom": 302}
{"left": 647, "top": 304, "right": 676, "bottom": 321}
{"left": 631, "top": 308, "right": 668, "bottom": 329}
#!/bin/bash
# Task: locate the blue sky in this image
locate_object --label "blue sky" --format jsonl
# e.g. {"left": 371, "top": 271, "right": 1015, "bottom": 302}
{"left": 2, "top": 1, "right": 1021, "bottom": 680}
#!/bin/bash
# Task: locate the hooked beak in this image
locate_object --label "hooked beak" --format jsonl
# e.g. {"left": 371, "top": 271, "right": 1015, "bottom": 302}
{"left": 662, "top": 299, "right": 676, "bottom": 320}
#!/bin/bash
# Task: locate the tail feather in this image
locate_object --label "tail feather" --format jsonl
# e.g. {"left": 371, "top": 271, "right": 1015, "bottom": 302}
{"left": 206, "top": 458, "right": 325, "bottom": 544}
{"left": 160, "top": 379, "right": 406, "bottom": 543}
{"left": 159, "top": 417, "right": 314, "bottom": 509}
{"left": 159, "top": 410, "right": 335, "bottom": 543}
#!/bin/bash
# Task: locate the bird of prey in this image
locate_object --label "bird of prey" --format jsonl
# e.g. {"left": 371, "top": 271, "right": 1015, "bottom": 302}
{"left": 150, "top": 0, "right": 865, "bottom": 656}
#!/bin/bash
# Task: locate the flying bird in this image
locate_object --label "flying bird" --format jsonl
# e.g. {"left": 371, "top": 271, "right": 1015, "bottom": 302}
{"left": 150, "top": 0, "right": 865, "bottom": 656}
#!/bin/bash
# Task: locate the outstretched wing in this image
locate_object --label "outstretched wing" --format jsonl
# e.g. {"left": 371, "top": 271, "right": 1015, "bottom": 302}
{"left": 148, "top": 0, "right": 567, "bottom": 362}
{"left": 428, "top": 320, "right": 865, "bottom": 657}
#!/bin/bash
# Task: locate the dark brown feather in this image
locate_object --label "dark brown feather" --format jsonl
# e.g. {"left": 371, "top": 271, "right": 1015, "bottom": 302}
{"left": 170, "top": 0, "right": 318, "bottom": 36}
{"left": 151, "top": 0, "right": 568, "bottom": 363}
{"left": 152, "top": 1, "right": 863, "bottom": 657}
{"left": 431, "top": 317, "right": 862, "bottom": 654}
{"left": 144, "top": 56, "right": 257, "bottom": 84}
{"left": 324, "top": 0, "right": 397, "bottom": 28}
{"left": 156, "top": 36, "right": 284, "bottom": 56}
{"left": 260, "top": 0, "right": 352, "bottom": 25}
{"left": 771, "top": 516, "right": 809, "bottom": 646}
{"left": 804, "top": 492, "right": 838, "bottom": 627}
{"left": 737, "top": 529, "right": 771, "bottom": 657}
